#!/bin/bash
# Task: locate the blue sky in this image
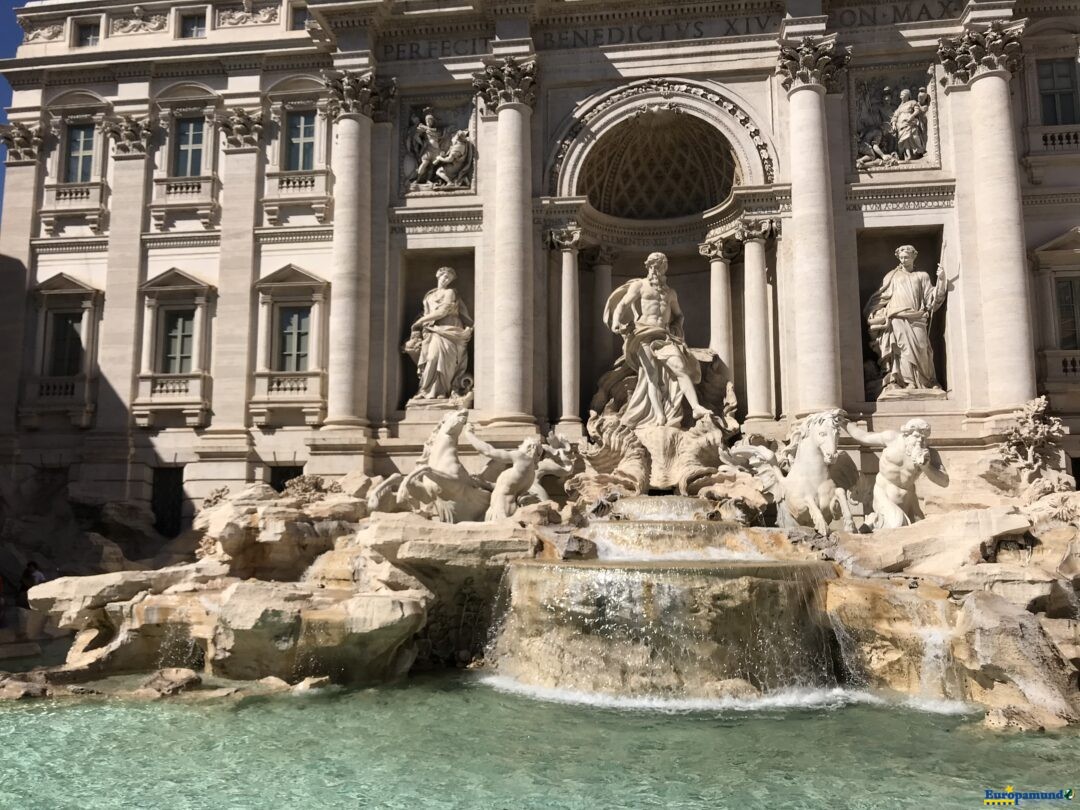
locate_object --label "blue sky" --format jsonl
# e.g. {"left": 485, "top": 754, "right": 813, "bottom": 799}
{"left": 0, "top": 0, "right": 25, "bottom": 211}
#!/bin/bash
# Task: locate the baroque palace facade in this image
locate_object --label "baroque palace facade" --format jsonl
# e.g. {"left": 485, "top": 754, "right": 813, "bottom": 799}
{"left": 2, "top": 0, "right": 1079, "bottom": 530}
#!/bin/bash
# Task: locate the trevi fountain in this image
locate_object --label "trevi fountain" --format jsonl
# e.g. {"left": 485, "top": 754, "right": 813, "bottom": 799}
{"left": 2, "top": 0, "right": 1080, "bottom": 807}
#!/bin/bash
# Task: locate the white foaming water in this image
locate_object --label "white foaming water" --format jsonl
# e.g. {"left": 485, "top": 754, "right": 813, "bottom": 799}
{"left": 480, "top": 675, "right": 977, "bottom": 716}
{"left": 591, "top": 538, "right": 766, "bottom": 562}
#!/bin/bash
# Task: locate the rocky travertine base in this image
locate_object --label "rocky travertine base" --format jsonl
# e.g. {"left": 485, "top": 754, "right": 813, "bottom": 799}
{"left": 22, "top": 483, "right": 542, "bottom": 687}
{"left": 8, "top": 481, "right": 1080, "bottom": 732}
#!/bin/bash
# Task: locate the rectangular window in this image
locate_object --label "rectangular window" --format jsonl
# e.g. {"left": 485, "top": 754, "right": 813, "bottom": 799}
{"left": 1038, "top": 59, "right": 1079, "bottom": 126}
{"left": 180, "top": 12, "right": 206, "bottom": 39}
{"left": 285, "top": 111, "right": 316, "bottom": 171}
{"left": 75, "top": 21, "right": 99, "bottom": 47}
{"left": 173, "top": 118, "right": 205, "bottom": 177}
{"left": 161, "top": 309, "right": 196, "bottom": 374}
{"left": 290, "top": 5, "right": 309, "bottom": 30}
{"left": 65, "top": 124, "right": 95, "bottom": 184}
{"left": 1057, "top": 278, "right": 1080, "bottom": 350}
{"left": 48, "top": 312, "right": 83, "bottom": 377}
{"left": 277, "top": 305, "right": 310, "bottom": 372}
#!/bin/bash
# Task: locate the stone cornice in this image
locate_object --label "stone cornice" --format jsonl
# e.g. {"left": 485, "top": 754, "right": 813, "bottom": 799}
{"left": 389, "top": 205, "right": 484, "bottom": 235}
{"left": 844, "top": 180, "right": 955, "bottom": 211}
{"left": 31, "top": 237, "right": 109, "bottom": 255}
{"left": 255, "top": 227, "right": 334, "bottom": 244}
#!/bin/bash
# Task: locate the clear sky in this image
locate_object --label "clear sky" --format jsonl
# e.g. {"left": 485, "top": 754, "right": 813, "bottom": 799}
{"left": 0, "top": 0, "right": 25, "bottom": 212}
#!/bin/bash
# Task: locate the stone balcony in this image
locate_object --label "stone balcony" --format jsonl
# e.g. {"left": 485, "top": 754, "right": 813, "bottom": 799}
{"left": 132, "top": 372, "right": 210, "bottom": 428}
{"left": 1024, "top": 125, "right": 1080, "bottom": 183}
{"left": 249, "top": 370, "right": 326, "bottom": 426}
{"left": 262, "top": 169, "right": 331, "bottom": 225}
{"left": 40, "top": 180, "right": 107, "bottom": 236}
{"left": 150, "top": 175, "right": 220, "bottom": 230}
{"left": 19, "top": 374, "right": 94, "bottom": 429}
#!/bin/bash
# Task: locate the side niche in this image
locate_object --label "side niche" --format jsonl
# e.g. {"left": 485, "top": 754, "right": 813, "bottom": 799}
{"left": 399, "top": 99, "right": 477, "bottom": 195}
{"left": 850, "top": 65, "right": 939, "bottom": 172}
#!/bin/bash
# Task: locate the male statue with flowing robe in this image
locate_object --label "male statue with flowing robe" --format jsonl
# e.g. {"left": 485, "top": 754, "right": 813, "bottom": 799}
{"left": 864, "top": 245, "right": 948, "bottom": 393}
{"left": 604, "top": 252, "right": 713, "bottom": 428}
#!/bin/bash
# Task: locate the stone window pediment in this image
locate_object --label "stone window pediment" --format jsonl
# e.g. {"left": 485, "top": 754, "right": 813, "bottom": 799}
{"left": 140, "top": 267, "right": 214, "bottom": 296}
{"left": 255, "top": 263, "right": 328, "bottom": 291}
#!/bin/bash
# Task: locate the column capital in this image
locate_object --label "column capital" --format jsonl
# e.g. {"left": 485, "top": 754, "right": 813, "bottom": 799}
{"left": 220, "top": 106, "right": 265, "bottom": 150}
{"left": 937, "top": 20, "right": 1024, "bottom": 87}
{"left": 322, "top": 68, "right": 397, "bottom": 121}
{"left": 776, "top": 36, "right": 851, "bottom": 94}
{"left": 1, "top": 121, "right": 44, "bottom": 163}
{"left": 102, "top": 114, "right": 154, "bottom": 157}
{"left": 473, "top": 55, "right": 537, "bottom": 111}
{"left": 734, "top": 216, "right": 780, "bottom": 244}
{"left": 550, "top": 226, "right": 582, "bottom": 252}
{"left": 699, "top": 236, "right": 743, "bottom": 261}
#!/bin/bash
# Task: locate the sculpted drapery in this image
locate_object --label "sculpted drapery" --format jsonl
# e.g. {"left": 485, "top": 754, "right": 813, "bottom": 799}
{"left": 404, "top": 267, "right": 473, "bottom": 402}
{"left": 864, "top": 245, "right": 947, "bottom": 393}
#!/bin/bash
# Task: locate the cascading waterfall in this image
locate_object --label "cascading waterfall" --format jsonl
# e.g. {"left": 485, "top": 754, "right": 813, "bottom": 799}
{"left": 487, "top": 496, "right": 844, "bottom": 699}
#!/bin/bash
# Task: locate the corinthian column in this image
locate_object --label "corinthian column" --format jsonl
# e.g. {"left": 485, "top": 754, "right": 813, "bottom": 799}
{"left": 551, "top": 227, "right": 581, "bottom": 426}
{"left": 322, "top": 69, "right": 396, "bottom": 427}
{"left": 939, "top": 22, "right": 1036, "bottom": 409}
{"left": 776, "top": 37, "right": 850, "bottom": 414}
{"left": 698, "top": 239, "right": 735, "bottom": 374}
{"left": 473, "top": 56, "right": 537, "bottom": 424}
{"left": 735, "top": 217, "right": 778, "bottom": 420}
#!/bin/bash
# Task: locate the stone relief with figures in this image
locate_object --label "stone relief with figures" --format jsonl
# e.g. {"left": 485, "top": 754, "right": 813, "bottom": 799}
{"left": 402, "top": 103, "right": 477, "bottom": 193}
{"left": 852, "top": 69, "right": 936, "bottom": 169}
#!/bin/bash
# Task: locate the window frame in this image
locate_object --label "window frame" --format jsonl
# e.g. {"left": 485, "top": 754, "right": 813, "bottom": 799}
{"left": 179, "top": 11, "right": 207, "bottom": 39}
{"left": 158, "top": 306, "right": 198, "bottom": 374}
{"left": 63, "top": 122, "right": 96, "bottom": 184}
{"left": 289, "top": 4, "right": 309, "bottom": 31}
{"left": 172, "top": 116, "right": 206, "bottom": 178}
{"left": 72, "top": 18, "right": 102, "bottom": 47}
{"left": 44, "top": 309, "right": 85, "bottom": 377}
{"left": 283, "top": 109, "right": 317, "bottom": 172}
{"left": 1036, "top": 58, "right": 1080, "bottom": 127}
{"left": 274, "top": 303, "right": 312, "bottom": 373}
{"left": 1054, "top": 273, "right": 1080, "bottom": 350}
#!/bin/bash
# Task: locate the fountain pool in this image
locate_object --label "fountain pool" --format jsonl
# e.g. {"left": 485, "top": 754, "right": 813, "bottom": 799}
{"left": 1, "top": 673, "right": 1076, "bottom": 809}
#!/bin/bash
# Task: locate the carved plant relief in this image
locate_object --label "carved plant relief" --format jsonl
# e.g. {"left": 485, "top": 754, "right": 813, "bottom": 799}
{"left": 217, "top": 0, "right": 279, "bottom": 26}
{"left": 111, "top": 6, "right": 167, "bottom": 35}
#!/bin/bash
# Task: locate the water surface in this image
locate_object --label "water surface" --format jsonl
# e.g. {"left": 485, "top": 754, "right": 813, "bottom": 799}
{"left": 1, "top": 673, "right": 1076, "bottom": 810}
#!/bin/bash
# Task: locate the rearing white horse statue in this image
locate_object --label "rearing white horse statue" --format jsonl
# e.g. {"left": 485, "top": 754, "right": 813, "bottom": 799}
{"left": 733, "top": 410, "right": 858, "bottom": 534}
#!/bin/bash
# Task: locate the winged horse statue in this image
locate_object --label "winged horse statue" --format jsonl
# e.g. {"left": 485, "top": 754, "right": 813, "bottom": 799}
{"left": 732, "top": 409, "right": 859, "bottom": 534}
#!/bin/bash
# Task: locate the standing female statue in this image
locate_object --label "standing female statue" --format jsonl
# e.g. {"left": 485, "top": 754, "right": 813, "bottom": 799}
{"left": 403, "top": 266, "right": 474, "bottom": 403}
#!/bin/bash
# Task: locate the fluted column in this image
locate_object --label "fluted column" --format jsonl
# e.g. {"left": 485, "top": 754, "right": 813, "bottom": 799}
{"left": 698, "top": 239, "right": 735, "bottom": 373}
{"left": 939, "top": 22, "right": 1036, "bottom": 409}
{"left": 322, "top": 69, "right": 396, "bottom": 427}
{"left": 552, "top": 227, "right": 581, "bottom": 425}
{"left": 776, "top": 37, "right": 849, "bottom": 413}
{"left": 736, "top": 218, "right": 778, "bottom": 420}
{"left": 591, "top": 246, "right": 617, "bottom": 382}
{"left": 474, "top": 56, "right": 537, "bottom": 423}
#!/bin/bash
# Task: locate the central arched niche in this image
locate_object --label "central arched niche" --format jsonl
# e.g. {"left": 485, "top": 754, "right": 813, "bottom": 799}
{"left": 577, "top": 109, "right": 740, "bottom": 220}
